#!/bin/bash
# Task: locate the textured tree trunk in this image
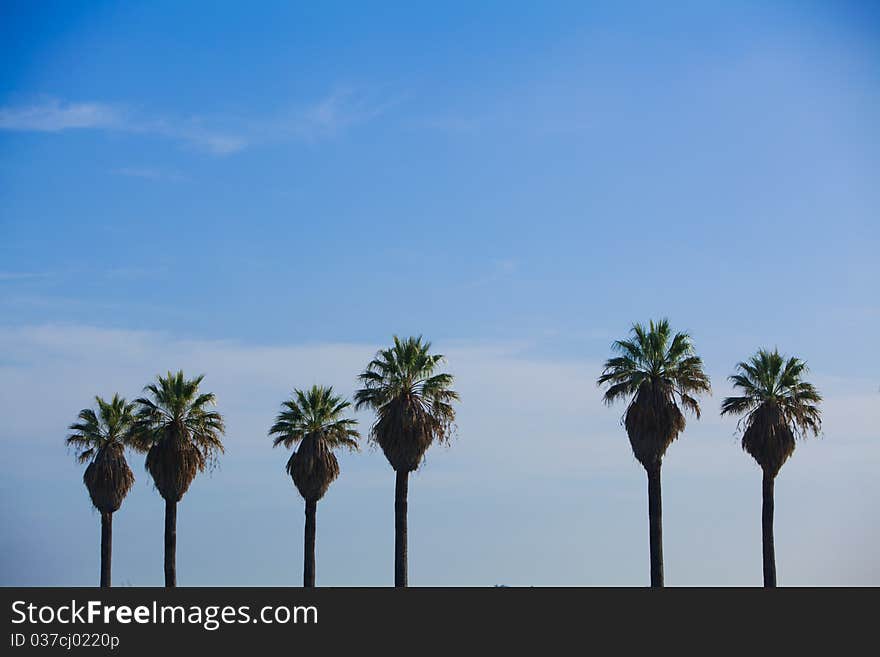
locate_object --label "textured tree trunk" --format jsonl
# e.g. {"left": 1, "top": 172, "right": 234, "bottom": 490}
{"left": 647, "top": 464, "right": 664, "bottom": 588}
{"left": 394, "top": 470, "right": 409, "bottom": 588}
{"left": 100, "top": 511, "right": 112, "bottom": 588}
{"left": 303, "top": 499, "right": 317, "bottom": 588}
{"left": 762, "top": 473, "right": 777, "bottom": 588}
{"left": 164, "top": 499, "right": 177, "bottom": 587}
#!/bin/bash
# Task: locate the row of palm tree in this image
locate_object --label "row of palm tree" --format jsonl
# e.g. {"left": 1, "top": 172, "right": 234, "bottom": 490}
{"left": 66, "top": 372, "right": 225, "bottom": 587}
{"left": 597, "top": 319, "right": 821, "bottom": 587}
{"left": 66, "top": 325, "right": 822, "bottom": 588}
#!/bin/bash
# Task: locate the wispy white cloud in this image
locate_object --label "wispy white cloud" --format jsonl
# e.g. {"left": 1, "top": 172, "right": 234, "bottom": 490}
{"left": 283, "top": 88, "right": 400, "bottom": 140}
{"left": 0, "top": 89, "right": 397, "bottom": 155}
{"left": 142, "top": 119, "right": 248, "bottom": 155}
{"left": 0, "top": 97, "right": 247, "bottom": 154}
{"left": 0, "top": 99, "right": 122, "bottom": 131}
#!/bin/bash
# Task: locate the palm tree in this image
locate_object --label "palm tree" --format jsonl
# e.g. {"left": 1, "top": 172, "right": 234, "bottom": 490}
{"left": 597, "top": 319, "right": 710, "bottom": 587}
{"left": 721, "top": 349, "right": 822, "bottom": 587}
{"left": 132, "top": 371, "right": 225, "bottom": 587}
{"left": 269, "top": 386, "right": 359, "bottom": 587}
{"left": 355, "top": 336, "right": 459, "bottom": 587}
{"left": 66, "top": 394, "right": 140, "bottom": 588}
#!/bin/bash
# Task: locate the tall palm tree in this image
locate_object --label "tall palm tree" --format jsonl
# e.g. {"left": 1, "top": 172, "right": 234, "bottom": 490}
{"left": 269, "top": 385, "right": 359, "bottom": 587}
{"left": 132, "top": 371, "right": 225, "bottom": 587}
{"left": 721, "top": 349, "right": 822, "bottom": 587}
{"left": 597, "top": 319, "right": 711, "bottom": 587}
{"left": 66, "top": 394, "right": 140, "bottom": 588}
{"left": 355, "top": 336, "right": 459, "bottom": 587}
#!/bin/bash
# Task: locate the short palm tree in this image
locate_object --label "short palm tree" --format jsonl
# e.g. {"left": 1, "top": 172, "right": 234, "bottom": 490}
{"left": 355, "top": 336, "right": 459, "bottom": 587}
{"left": 133, "top": 371, "right": 225, "bottom": 587}
{"left": 597, "top": 319, "right": 711, "bottom": 587}
{"left": 66, "top": 394, "right": 140, "bottom": 588}
{"left": 721, "top": 349, "right": 822, "bottom": 587}
{"left": 269, "top": 385, "right": 359, "bottom": 587}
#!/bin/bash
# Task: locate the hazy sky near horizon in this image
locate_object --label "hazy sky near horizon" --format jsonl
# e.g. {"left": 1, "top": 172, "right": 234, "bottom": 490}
{"left": 1, "top": 1, "right": 878, "bottom": 586}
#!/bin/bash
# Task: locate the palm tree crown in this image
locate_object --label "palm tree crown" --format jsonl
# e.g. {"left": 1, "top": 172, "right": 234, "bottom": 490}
{"left": 598, "top": 319, "right": 711, "bottom": 468}
{"left": 133, "top": 371, "right": 225, "bottom": 502}
{"left": 67, "top": 394, "right": 139, "bottom": 463}
{"left": 269, "top": 385, "right": 359, "bottom": 501}
{"left": 721, "top": 349, "right": 821, "bottom": 476}
{"left": 354, "top": 335, "right": 458, "bottom": 472}
{"left": 66, "top": 394, "right": 139, "bottom": 513}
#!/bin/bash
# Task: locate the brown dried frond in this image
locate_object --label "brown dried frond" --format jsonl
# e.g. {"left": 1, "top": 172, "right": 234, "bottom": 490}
{"left": 145, "top": 432, "right": 205, "bottom": 502}
{"left": 83, "top": 443, "right": 135, "bottom": 513}
{"left": 373, "top": 394, "right": 446, "bottom": 473}
{"left": 624, "top": 379, "right": 687, "bottom": 470}
{"left": 287, "top": 434, "right": 340, "bottom": 503}
{"left": 741, "top": 403, "right": 796, "bottom": 477}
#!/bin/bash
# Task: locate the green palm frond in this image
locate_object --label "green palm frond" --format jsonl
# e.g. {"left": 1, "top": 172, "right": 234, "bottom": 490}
{"left": 66, "top": 393, "right": 141, "bottom": 463}
{"left": 269, "top": 385, "right": 360, "bottom": 451}
{"left": 598, "top": 319, "right": 711, "bottom": 411}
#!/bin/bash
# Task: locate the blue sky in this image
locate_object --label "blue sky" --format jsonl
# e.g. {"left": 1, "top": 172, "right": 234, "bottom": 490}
{"left": 1, "top": 1, "right": 878, "bottom": 586}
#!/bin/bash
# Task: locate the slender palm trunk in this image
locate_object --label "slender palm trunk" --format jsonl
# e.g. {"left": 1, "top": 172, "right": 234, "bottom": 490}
{"left": 303, "top": 499, "right": 317, "bottom": 587}
{"left": 394, "top": 470, "right": 409, "bottom": 587}
{"left": 762, "top": 473, "right": 777, "bottom": 587}
{"left": 100, "top": 511, "right": 112, "bottom": 588}
{"left": 647, "top": 464, "right": 664, "bottom": 588}
{"left": 164, "top": 499, "right": 177, "bottom": 587}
